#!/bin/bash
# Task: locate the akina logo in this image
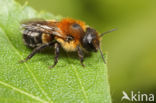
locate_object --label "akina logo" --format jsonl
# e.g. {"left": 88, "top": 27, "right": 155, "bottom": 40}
{"left": 121, "top": 91, "right": 155, "bottom": 102}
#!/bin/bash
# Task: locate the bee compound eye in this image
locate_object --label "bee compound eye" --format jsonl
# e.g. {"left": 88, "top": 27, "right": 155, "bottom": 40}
{"left": 86, "top": 34, "right": 93, "bottom": 44}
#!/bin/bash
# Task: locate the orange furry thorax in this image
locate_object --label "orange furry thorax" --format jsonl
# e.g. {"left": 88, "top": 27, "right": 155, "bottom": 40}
{"left": 57, "top": 18, "right": 86, "bottom": 39}
{"left": 58, "top": 18, "right": 86, "bottom": 31}
{"left": 53, "top": 18, "right": 87, "bottom": 52}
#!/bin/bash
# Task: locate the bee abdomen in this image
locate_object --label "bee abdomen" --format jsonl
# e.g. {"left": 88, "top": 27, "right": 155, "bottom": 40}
{"left": 23, "top": 30, "right": 42, "bottom": 48}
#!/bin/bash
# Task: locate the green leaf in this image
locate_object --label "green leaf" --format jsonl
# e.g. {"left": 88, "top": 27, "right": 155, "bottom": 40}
{"left": 0, "top": 0, "right": 111, "bottom": 103}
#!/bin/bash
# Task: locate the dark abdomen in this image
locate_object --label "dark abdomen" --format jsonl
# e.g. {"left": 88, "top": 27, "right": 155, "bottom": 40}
{"left": 23, "top": 30, "right": 43, "bottom": 48}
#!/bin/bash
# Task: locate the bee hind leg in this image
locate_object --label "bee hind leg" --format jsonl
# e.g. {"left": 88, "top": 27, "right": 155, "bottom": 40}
{"left": 19, "top": 42, "right": 54, "bottom": 63}
{"left": 77, "top": 46, "right": 85, "bottom": 67}
{"left": 49, "top": 43, "right": 60, "bottom": 69}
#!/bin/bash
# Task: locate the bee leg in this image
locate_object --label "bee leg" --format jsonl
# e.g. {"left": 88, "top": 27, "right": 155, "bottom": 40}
{"left": 77, "top": 46, "right": 85, "bottom": 67}
{"left": 19, "top": 43, "right": 51, "bottom": 63}
{"left": 49, "top": 43, "right": 60, "bottom": 69}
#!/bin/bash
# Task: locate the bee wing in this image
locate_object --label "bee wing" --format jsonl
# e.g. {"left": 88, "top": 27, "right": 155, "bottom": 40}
{"left": 21, "top": 20, "right": 62, "bottom": 37}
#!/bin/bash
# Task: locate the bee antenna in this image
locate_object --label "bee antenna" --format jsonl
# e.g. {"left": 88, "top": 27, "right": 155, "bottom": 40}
{"left": 98, "top": 47, "right": 106, "bottom": 64}
{"left": 100, "top": 28, "right": 117, "bottom": 37}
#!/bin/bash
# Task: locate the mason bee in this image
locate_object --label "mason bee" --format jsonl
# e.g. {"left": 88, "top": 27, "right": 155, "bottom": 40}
{"left": 20, "top": 18, "right": 116, "bottom": 68}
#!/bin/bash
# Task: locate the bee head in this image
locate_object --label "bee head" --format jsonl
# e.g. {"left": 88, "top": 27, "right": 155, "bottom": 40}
{"left": 82, "top": 27, "right": 100, "bottom": 52}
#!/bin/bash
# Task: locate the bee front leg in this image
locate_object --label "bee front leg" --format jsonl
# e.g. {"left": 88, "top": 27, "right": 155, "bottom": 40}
{"left": 49, "top": 43, "right": 60, "bottom": 69}
{"left": 77, "top": 46, "right": 85, "bottom": 67}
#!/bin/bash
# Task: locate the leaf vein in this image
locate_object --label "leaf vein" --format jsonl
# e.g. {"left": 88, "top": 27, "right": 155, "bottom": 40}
{"left": 1, "top": 27, "right": 53, "bottom": 103}
{"left": 0, "top": 81, "right": 48, "bottom": 103}
{"left": 72, "top": 66, "right": 89, "bottom": 103}
{"left": 66, "top": 53, "right": 89, "bottom": 103}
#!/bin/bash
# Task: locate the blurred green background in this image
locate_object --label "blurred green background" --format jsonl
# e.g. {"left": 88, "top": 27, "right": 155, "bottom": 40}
{"left": 16, "top": 0, "right": 156, "bottom": 102}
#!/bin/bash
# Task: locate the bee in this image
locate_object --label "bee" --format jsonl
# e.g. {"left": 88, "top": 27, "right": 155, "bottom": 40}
{"left": 20, "top": 18, "right": 116, "bottom": 68}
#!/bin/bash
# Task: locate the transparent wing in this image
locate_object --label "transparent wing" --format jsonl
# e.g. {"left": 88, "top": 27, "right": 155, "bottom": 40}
{"left": 21, "top": 20, "right": 62, "bottom": 37}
